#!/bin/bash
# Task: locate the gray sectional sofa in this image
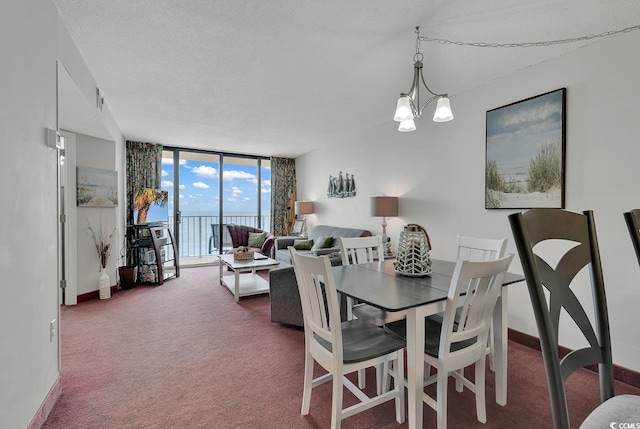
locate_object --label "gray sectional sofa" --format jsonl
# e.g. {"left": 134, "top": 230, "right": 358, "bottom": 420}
{"left": 269, "top": 225, "right": 372, "bottom": 327}
{"left": 273, "top": 224, "right": 372, "bottom": 265}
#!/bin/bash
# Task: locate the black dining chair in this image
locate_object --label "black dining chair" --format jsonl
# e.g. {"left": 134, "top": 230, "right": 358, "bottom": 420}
{"left": 509, "top": 209, "right": 640, "bottom": 428}
{"left": 624, "top": 209, "right": 640, "bottom": 267}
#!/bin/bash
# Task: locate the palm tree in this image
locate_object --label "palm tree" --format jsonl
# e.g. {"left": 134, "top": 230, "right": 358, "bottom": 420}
{"left": 134, "top": 188, "right": 168, "bottom": 224}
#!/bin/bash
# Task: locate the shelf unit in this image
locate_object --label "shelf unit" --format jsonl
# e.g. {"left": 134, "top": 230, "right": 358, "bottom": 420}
{"left": 128, "top": 223, "right": 179, "bottom": 285}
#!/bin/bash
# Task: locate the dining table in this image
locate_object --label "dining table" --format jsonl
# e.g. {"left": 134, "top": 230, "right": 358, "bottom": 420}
{"left": 332, "top": 258, "right": 525, "bottom": 429}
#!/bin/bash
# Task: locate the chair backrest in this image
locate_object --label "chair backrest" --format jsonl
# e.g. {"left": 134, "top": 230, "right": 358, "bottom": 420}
{"left": 339, "top": 235, "right": 385, "bottom": 266}
{"left": 509, "top": 209, "right": 614, "bottom": 429}
{"left": 456, "top": 235, "right": 507, "bottom": 262}
{"left": 624, "top": 209, "right": 640, "bottom": 267}
{"left": 289, "top": 248, "right": 344, "bottom": 362}
{"left": 439, "top": 255, "right": 513, "bottom": 366}
{"left": 226, "top": 224, "right": 266, "bottom": 247}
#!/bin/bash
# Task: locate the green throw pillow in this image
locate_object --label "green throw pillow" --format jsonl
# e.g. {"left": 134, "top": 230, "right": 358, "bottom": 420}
{"left": 311, "top": 235, "right": 334, "bottom": 252}
{"left": 293, "top": 239, "right": 314, "bottom": 251}
{"left": 247, "top": 232, "right": 267, "bottom": 248}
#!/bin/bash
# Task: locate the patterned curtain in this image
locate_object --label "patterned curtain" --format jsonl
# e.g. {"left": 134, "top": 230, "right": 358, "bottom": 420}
{"left": 125, "top": 141, "right": 163, "bottom": 226}
{"left": 270, "top": 157, "right": 296, "bottom": 237}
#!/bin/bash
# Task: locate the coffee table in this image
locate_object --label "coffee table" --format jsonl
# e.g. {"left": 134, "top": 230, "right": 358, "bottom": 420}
{"left": 218, "top": 253, "right": 280, "bottom": 302}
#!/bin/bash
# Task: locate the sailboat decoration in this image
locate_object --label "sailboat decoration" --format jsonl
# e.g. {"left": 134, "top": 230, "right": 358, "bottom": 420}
{"left": 327, "top": 171, "right": 357, "bottom": 198}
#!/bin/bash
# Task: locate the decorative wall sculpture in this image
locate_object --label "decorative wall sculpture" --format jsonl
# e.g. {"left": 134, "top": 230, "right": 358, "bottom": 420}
{"left": 327, "top": 171, "right": 357, "bottom": 198}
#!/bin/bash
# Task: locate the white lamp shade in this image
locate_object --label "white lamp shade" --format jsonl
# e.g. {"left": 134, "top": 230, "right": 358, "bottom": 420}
{"left": 398, "top": 119, "right": 416, "bottom": 132}
{"left": 394, "top": 96, "right": 414, "bottom": 122}
{"left": 433, "top": 97, "right": 454, "bottom": 122}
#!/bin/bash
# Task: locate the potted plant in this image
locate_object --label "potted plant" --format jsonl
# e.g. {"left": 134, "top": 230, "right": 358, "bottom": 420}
{"left": 118, "top": 228, "right": 136, "bottom": 290}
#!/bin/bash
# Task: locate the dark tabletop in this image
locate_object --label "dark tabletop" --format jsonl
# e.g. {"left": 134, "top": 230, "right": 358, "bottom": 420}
{"left": 332, "top": 258, "right": 524, "bottom": 313}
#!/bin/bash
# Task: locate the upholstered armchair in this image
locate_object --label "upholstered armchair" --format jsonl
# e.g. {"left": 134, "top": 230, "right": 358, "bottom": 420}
{"left": 226, "top": 224, "right": 275, "bottom": 257}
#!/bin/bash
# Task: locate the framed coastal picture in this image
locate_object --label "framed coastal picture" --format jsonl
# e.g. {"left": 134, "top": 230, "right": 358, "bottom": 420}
{"left": 485, "top": 88, "right": 566, "bottom": 209}
{"left": 291, "top": 219, "right": 305, "bottom": 236}
{"left": 76, "top": 166, "right": 118, "bottom": 207}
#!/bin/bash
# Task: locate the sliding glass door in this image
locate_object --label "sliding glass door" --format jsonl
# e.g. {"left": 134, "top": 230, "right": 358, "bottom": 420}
{"left": 161, "top": 148, "right": 270, "bottom": 264}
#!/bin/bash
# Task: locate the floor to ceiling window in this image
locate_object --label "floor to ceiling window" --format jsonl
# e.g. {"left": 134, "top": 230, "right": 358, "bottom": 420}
{"left": 161, "top": 148, "right": 271, "bottom": 265}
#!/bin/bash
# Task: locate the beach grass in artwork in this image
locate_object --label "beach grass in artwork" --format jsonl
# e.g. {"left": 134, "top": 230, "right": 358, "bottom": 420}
{"left": 485, "top": 88, "right": 565, "bottom": 209}
{"left": 77, "top": 166, "right": 118, "bottom": 207}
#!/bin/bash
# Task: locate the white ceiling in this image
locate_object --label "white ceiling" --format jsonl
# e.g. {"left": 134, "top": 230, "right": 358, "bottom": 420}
{"left": 53, "top": 0, "right": 640, "bottom": 158}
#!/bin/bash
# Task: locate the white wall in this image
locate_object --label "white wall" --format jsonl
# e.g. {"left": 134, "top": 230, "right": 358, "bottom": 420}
{"left": 0, "top": 1, "right": 124, "bottom": 427}
{"left": 75, "top": 134, "right": 118, "bottom": 295}
{"left": 0, "top": 1, "right": 60, "bottom": 427}
{"left": 296, "top": 31, "right": 640, "bottom": 372}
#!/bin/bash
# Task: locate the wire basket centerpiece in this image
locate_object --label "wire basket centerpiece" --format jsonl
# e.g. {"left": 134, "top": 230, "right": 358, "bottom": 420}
{"left": 233, "top": 246, "right": 255, "bottom": 261}
{"left": 394, "top": 223, "right": 432, "bottom": 277}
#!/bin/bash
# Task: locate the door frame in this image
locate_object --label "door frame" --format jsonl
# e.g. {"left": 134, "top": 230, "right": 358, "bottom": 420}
{"left": 60, "top": 130, "right": 78, "bottom": 305}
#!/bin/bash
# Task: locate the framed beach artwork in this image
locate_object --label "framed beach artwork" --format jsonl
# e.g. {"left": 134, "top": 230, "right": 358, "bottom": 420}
{"left": 76, "top": 166, "right": 118, "bottom": 207}
{"left": 485, "top": 88, "right": 566, "bottom": 209}
{"left": 291, "top": 219, "right": 305, "bottom": 236}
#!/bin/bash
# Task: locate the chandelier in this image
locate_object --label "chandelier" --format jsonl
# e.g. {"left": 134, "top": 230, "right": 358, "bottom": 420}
{"left": 393, "top": 26, "right": 454, "bottom": 132}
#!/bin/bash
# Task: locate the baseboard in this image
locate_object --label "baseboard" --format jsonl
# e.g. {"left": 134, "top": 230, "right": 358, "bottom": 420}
{"left": 509, "top": 328, "right": 640, "bottom": 389}
{"left": 29, "top": 376, "right": 62, "bottom": 429}
{"left": 77, "top": 285, "right": 118, "bottom": 303}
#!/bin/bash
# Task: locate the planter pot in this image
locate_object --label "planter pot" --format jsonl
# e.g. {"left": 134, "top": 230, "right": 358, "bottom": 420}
{"left": 118, "top": 266, "right": 136, "bottom": 290}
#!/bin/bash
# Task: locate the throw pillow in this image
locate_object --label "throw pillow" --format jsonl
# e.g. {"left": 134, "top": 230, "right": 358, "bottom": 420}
{"left": 247, "top": 232, "right": 267, "bottom": 248}
{"left": 293, "top": 239, "right": 314, "bottom": 251}
{"left": 311, "top": 235, "right": 334, "bottom": 252}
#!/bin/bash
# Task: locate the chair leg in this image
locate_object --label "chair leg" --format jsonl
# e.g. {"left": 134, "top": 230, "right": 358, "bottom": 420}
{"left": 382, "top": 365, "right": 389, "bottom": 393}
{"left": 436, "top": 370, "right": 448, "bottom": 429}
{"left": 358, "top": 369, "right": 366, "bottom": 389}
{"left": 301, "top": 352, "right": 314, "bottom": 415}
{"left": 488, "top": 323, "right": 495, "bottom": 372}
{"left": 475, "top": 360, "right": 487, "bottom": 423}
{"left": 331, "top": 371, "right": 344, "bottom": 429}
{"left": 376, "top": 363, "right": 386, "bottom": 394}
{"left": 455, "top": 369, "right": 464, "bottom": 392}
{"left": 346, "top": 297, "right": 355, "bottom": 320}
{"left": 394, "top": 351, "right": 406, "bottom": 424}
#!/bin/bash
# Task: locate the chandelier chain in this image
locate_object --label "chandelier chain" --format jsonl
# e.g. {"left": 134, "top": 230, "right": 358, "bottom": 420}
{"left": 419, "top": 24, "right": 640, "bottom": 48}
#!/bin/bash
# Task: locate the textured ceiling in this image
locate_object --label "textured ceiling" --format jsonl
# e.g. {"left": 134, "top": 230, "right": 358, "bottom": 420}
{"left": 53, "top": 0, "right": 640, "bottom": 157}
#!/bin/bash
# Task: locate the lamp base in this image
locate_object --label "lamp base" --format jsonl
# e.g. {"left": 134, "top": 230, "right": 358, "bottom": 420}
{"left": 381, "top": 230, "right": 394, "bottom": 258}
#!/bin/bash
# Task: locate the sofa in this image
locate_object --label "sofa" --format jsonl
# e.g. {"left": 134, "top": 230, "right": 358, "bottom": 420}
{"left": 269, "top": 225, "right": 371, "bottom": 327}
{"left": 273, "top": 224, "right": 372, "bottom": 265}
{"left": 226, "top": 224, "right": 275, "bottom": 257}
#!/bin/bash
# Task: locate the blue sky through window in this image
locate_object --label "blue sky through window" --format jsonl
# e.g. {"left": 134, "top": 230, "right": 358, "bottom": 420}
{"left": 160, "top": 156, "right": 271, "bottom": 217}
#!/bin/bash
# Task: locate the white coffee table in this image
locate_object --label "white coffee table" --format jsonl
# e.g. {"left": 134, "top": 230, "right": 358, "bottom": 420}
{"left": 218, "top": 253, "right": 280, "bottom": 302}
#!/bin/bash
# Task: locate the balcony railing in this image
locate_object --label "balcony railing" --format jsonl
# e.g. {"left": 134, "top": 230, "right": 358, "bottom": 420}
{"left": 170, "top": 215, "right": 271, "bottom": 259}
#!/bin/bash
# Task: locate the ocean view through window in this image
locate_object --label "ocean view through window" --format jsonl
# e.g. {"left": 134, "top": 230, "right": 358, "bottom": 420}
{"left": 161, "top": 149, "right": 271, "bottom": 262}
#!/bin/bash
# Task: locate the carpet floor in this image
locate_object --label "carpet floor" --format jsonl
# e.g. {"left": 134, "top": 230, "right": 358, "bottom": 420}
{"left": 41, "top": 265, "right": 640, "bottom": 428}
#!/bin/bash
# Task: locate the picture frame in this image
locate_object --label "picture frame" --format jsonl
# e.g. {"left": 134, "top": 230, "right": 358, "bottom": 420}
{"left": 485, "top": 88, "right": 566, "bottom": 209}
{"left": 291, "top": 219, "right": 305, "bottom": 236}
{"left": 76, "top": 166, "right": 118, "bottom": 207}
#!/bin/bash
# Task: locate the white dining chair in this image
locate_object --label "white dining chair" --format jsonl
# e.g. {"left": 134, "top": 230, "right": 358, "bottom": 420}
{"left": 425, "top": 235, "right": 507, "bottom": 375}
{"left": 288, "top": 248, "right": 406, "bottom": 429}
{"left": 339, "top": 235, "right": 405, "bottom": 324}
{"left": 456, "top": 235, "right": 507, "bottom": 371}
{"left": 339, "top": 235, "right": 406, "bottom": 392}
{"left": 386, "top": 254, "right": 514, "bottom": 429}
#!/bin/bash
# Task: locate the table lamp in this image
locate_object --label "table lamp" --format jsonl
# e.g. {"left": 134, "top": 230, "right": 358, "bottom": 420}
{"left": 294, "top": 201, "right": 314, "bottom": 236}
{"left": 370, "top": 196, "right": 399, "bottom": 257}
